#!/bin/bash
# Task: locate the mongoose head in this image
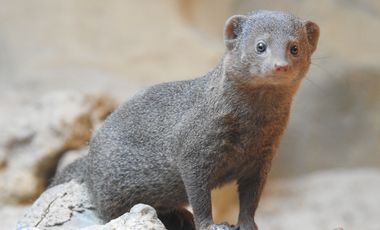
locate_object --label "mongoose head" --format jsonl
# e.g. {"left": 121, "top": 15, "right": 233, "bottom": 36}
{"left": 223, "top": 10, "right": 319, "bottom": 86}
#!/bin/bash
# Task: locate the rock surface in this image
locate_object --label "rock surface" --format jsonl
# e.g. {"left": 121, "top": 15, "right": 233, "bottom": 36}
{"left": 82, "top": 204, "right": 166, "bottom": 230}
{"left": 17, "top": 181, "right": 166, "bottom": 230}
{"left": 17, "top": 181, "right": 101, "bottom": 230}
{"left": 0, "top": 91, "right": 117, "bottom": 204}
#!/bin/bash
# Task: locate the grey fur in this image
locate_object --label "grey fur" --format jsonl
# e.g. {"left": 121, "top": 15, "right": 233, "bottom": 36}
{"left": 52, "top": 10, "right": 319, "bottom": 230}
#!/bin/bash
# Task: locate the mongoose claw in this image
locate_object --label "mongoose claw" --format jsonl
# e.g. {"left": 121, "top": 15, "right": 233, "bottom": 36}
{"left": 209, "top": 223, "right": 239, "bottom": 230}
{"left": 209, "top": 224, "right": 230, "bottom": 230}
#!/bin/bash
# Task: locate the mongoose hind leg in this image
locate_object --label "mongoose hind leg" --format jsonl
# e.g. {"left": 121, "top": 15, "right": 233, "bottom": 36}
{"left": 157, "top": 208, "right": 240, "bottom": 230}
{"left": 158, "top": 208, "right": 196, "bottom": 230}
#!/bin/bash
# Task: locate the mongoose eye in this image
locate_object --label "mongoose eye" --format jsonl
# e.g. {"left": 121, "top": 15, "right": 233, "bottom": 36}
{"left": 290, "top": 45, "right": 298, "bottom": 56}
{"left": 255, "top": 41, "right": 267, "bottom": 54}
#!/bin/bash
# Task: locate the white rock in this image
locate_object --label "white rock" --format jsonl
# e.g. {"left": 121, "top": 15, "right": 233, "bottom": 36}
{"left": 17, "top": 181, "right": 166, "bottom": 230}
{"left": 82, "top": 204, "right": 166, "bottom": 230}
{"left": 17, "top": 181, "right": 101, "bottom": 230}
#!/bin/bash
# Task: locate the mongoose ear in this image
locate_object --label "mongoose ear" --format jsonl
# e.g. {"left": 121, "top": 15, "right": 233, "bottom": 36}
{"left": 224, "top": 15, "right": 247, "bottom": 50}
{"left": 304, "top": 21, "right": 320, "bottom": 54}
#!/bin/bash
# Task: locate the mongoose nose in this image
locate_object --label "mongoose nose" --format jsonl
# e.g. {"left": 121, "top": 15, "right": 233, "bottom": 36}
{"left": 274, "top": 63, "right": 289, "bottom": 73}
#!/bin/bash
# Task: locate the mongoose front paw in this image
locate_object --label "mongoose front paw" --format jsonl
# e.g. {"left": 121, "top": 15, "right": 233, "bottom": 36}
{"left": 209, "top": 224, "right": 230, "bottom": 230}
{"left": 209, "top": 223, "right": 239, "bottom": 230}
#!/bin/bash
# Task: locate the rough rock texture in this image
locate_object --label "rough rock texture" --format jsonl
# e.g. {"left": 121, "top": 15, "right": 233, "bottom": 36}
{"left": 0, "top": 91, "right": 117, "bottom": 204}
{"left": 17, "top": 181, "right": 166, "bottom": 230}
{"left": 17, "top": 181, "right": 101, "bottom": 230}
{"left": 81, "top": 204, "right": 166, "bottom": 230}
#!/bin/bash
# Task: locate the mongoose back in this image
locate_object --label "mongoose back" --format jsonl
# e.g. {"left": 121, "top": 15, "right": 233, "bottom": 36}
{"left": 53, "top": 10, "right": 319, "bottom": 230}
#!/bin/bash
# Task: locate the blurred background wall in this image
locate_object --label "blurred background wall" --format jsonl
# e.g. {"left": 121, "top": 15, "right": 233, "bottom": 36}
{"left": 1, "top": 0, "right": 379, "bottom": 176}
{"left": 0, "top": 0, "right": 380, "bottom": 228}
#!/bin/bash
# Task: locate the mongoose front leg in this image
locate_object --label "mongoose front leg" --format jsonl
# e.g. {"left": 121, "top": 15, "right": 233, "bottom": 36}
{"left": 237, "top": 162, "right": 271, "bottom": 230}
{"left": 180, "top": 167, "right": 236, "bottom": 230}
{"left": 180, "top": 170, "right": 213, "bottom": 229}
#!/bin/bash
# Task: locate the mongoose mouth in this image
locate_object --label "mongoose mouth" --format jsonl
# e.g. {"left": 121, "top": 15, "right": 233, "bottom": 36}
{"left": 273, "top": 73, "right": 300, "bottom": 83}
{"left": 251, "top": 72, "right": 296, "bottom": 86}
{"left": 249, "top": 65, "right": 294, "bottom": 81}
{"left": 267, "top": 66, "right": 295, "bottom": 80}
{"left": 252, "top": 72, "right": 287, "bottom": 79}
{"left": 266, "top": 73, "right": 289, "bottom": 79}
